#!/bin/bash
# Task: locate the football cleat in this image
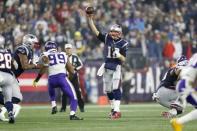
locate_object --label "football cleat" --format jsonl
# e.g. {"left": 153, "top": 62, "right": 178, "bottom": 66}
{"left": 161, "top": 111, "right": 176, "bottom": 119}
{"left": 111, "top": 111, "right": 121, "bottom": 120}
{"left": 170, "top": 118, "right": 183, "bottom": 131}
{"left": 70, "top": 114, "right": 83, "bottom": 120}
{"left": 8, "top": 112, "right": 15, "bottom": 124}
{"left": 108, "top": 109, "right": 114, "bottom": 118}
{"left": 51, "top": 106, "right": 57, "bottom": 114}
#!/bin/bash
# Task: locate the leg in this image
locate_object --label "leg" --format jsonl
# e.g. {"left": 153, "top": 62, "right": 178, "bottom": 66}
{"left": 60, "top": 78, "right": 77, "bottom": 113}
{"left": 0, "top": 91, "right": 7, "bottom": 121}
{"left": 171, "top": 92, "right": 197, "bottom": 131}
{"left": 156, "top": 87, "right": 182, "bottom": 118}
{"left": 70, "top": 76, "right": 84, "bottom": 112}
{"left": 60, "top": 93, "right": 67, "bottom": 112}
{"left": 1, "top": 74, "right": 16, "bottom": 123}
{"left": 111, "top": 66, "right": 122, "bottom": 119}
{"left": 60, "top": 77, "right": 83, "bottom": 120}
{"left": 11, "top": 78, "right": 22, "bottom": 118}
{"left": 103, "top": 69, "right": 114, "bottom": 113}
{"left": 48, "top": 83, "right": 57, "bottom": 114}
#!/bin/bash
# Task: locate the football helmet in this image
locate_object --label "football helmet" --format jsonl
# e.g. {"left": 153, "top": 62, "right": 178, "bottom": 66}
{"left": 177, "top": 55, "right": 188, "bottom": 66}
{"left": 44, "top": 41, "right": 57, "bottom": 52}
{"left": 110, "top": 24, "right": 122, "bottom": 33}
{"left": 109, "top": 24, "right": 122, "bottom": 40}
{"left": 22, "top": 34, "right": 38, "bottom": 48}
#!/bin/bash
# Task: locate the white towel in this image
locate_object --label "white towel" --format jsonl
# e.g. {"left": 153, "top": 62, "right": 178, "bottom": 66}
{"left": 97, "top": 63, "right": 105, "bottom": 76}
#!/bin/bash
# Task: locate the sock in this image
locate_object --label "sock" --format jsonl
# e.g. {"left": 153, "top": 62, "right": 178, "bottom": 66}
{"left": 107, "top": 92, "right": 114, "bottom": 109}
{"left": 109, "top": 100, "right": 114, "bottom": 110}
{"left": 114, "top": 100, "right": 120, "bottom": 112}
{"left": 177, "top": 109, "right": 197, "bottom": 124}
{"left": 4, "top": 101, "right": 13, "bottom": 113}
{"left": 13, "top": 104, "right": 21, "bottom": 118}
{"left": 51, "top": 101, "right": 56, "bottom": 108}
{"left": 113, "top": 89, "right": 121, "bottom": 112}
{"left": 70, "top": 111, "right": 75, "bottom": 116}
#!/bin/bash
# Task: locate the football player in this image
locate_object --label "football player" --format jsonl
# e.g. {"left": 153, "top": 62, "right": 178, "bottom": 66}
{"left": 86, "top": 11, "right": 128, "bottom": 119}
{"left": 60, "top": 43, "right": 85, "bottom": 112}
{"left": 171, "top": 53, "right": 197, "bottom": 131}
{"left": 33, "top": 41, "right": 83, "bottom": 120}
{"left": 153, "top": 55, "right": 188, "bottom": 118}
{"left": 0, "top": 34, "right": 40, "bottom": 121}
{"left": 0, "top": 44, "right": 17, "bottom": 123}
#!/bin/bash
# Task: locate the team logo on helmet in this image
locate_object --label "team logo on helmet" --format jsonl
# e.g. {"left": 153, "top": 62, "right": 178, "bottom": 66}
{"left": 44, "top": 41, "right": 57, "bottom": 51}
{"left": 177, "top": 55, "right": 188, "bottom": 66}
{"left": 110, "top": 24, "right": 122, "bottom": 33}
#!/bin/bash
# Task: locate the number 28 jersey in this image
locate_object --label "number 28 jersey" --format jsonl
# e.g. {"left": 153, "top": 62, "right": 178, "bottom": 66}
{"left": 41, "top": 50, "right": 68, "bottom": 76}
{"left": 0, "top": 49, "right": 12, "bottom": 75}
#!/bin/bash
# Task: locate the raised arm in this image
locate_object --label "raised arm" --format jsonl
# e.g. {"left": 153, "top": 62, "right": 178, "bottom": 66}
{"left": 86, "top": 12, "right": 99, "bottom": 36}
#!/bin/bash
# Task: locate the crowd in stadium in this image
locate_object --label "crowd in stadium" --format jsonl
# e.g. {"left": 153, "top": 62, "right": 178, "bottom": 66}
{"left": 0, "top": 0, "right": 196, "bottom": 67}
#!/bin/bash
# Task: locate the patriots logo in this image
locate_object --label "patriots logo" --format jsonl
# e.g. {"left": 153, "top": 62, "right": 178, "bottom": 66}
{"left": 18, "top": 48, "right": 26, "bottom": 54}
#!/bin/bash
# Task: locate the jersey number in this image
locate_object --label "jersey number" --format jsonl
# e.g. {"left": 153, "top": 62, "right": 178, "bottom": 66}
{"left": 0, "top": 53, "right": 12, "bottom": 69}
{"left": 48, "top": 54, "right": 66, "bottom": 66}
{"left": 107, "top": 47, "right": 119, "bottom": 58}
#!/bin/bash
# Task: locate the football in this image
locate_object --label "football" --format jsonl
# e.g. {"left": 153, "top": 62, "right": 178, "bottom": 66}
{"left": 85, "top": 6, "right": 95, "bottom": 15}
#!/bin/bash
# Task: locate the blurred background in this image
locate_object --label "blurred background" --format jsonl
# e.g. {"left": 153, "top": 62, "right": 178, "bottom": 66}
{"left": 0, "top": 0, "right": 196, "bottom": 104}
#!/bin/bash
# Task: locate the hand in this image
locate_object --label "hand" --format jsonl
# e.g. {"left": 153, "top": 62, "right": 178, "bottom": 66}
{"left": 152, "top": 93, "right": 159, "bottom": 101}
{"left": 113, "top": 50, "right": 121, "bottom": 58}
{"left": 33, "top": 80, "right": 38, "bottom": 88}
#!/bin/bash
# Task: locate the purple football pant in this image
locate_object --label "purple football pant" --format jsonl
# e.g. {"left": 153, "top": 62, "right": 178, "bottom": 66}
{"left": 48, "top": 73, "right": 78, "bottom": 111}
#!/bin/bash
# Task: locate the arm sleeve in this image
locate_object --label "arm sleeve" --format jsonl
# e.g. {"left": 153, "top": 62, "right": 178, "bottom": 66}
{"left": 121, "top": 41, "right": 128, "bottom": 57}
{"left": 75, "top": 56, "right": 83, "bottom": 70}
{"left": 97, "top": 32, "right": 107, "bottom": 43}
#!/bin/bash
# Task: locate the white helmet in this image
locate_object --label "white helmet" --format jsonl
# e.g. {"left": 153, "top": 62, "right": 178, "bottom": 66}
{"left": 110, "top": 24, "right": 122, "bottom": 33}
{"left": 22, "top": 34, "right": 38, "bottom": 48}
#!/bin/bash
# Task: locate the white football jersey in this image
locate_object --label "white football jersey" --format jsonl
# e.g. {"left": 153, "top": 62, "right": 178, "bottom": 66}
{"left": 41, "top": 50, "right": 68, "bottom": 76}
{"left": 180, "top": 53, "right": 197, "bottom": 82}
{"left": 188, "top": 53, "right": 197, "bottom": 68}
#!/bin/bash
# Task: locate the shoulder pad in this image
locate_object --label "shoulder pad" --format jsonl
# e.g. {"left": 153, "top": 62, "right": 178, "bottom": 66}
{"left": 16, "top": 46, "right": 28, "bottom": 55}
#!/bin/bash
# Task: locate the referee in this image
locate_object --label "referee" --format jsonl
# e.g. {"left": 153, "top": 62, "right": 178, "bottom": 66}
{"left": 60, "top": 43, "right": 85, "bottom": 112}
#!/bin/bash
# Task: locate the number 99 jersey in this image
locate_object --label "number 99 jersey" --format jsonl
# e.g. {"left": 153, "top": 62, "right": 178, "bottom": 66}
{"left": 40, "top": 51, "right": 68, "bottom": 76}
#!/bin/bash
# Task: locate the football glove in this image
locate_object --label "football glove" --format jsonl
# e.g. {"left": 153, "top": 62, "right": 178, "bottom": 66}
{"left": 33, "top": 80, "right": 38, "bottom": 88}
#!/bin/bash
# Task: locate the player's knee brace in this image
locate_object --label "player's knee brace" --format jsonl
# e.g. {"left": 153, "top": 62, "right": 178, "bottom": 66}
{"left": 12, "top": 97, "right": 21, "bottom": 104}
{"left": 113, "top": 89, "right": 121, "bottom": 100}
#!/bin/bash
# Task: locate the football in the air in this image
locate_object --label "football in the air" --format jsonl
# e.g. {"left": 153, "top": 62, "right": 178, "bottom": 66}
{"left": 85, "top": 6, "right": 95, "bottom": 15}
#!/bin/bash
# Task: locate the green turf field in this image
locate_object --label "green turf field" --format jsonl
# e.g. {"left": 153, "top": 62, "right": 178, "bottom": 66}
{"left": 0, "top": 103, "right": 196, "bottom": 131}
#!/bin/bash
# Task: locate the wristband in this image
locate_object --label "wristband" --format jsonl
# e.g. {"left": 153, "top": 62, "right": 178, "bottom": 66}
{"left": 35, "top": 74, "right": 42, "bottom": 82}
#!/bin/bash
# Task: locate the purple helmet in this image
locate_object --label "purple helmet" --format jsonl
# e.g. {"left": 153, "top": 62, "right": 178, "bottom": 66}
{"left": 44, "top": 41, "right": 57, "bottom": 51}
{"left": 177, "top": 55, "right": 188, "bottom": 66}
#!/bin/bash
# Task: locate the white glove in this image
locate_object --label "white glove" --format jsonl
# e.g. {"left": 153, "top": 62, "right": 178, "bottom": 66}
{"left": 97, "top": 63, "right": 105, "bottom": 76}
{"left": 152, "top": 93, "right": 159, "bottom": 101}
